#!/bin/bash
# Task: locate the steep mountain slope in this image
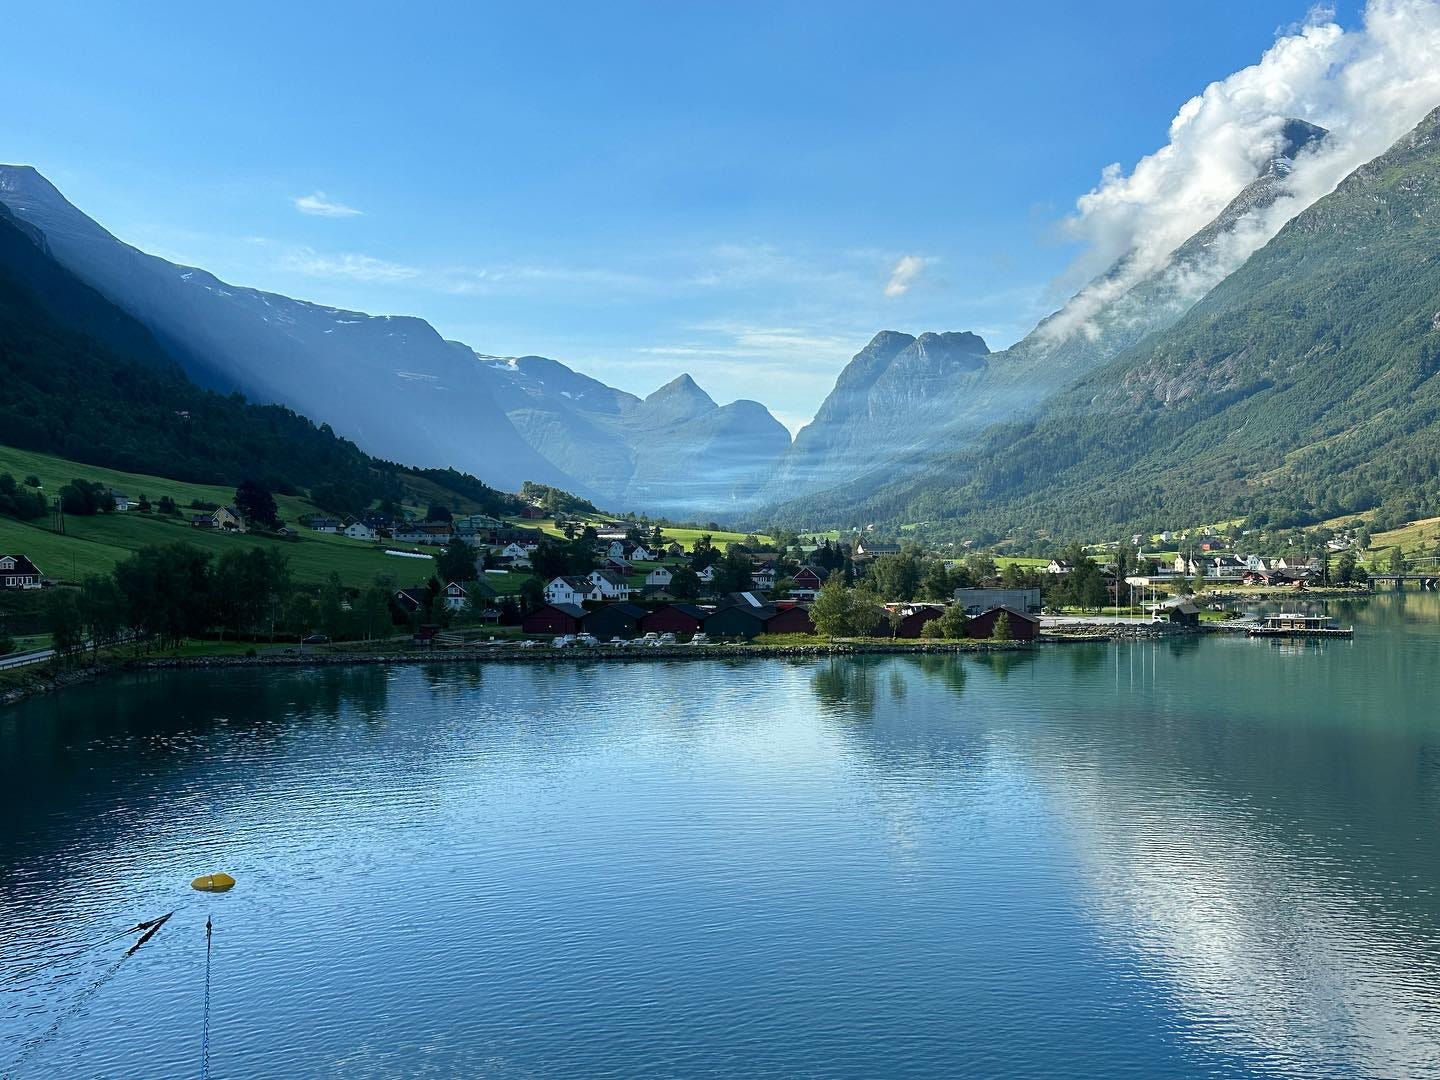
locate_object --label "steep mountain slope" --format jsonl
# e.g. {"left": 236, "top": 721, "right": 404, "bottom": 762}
{"left": 0, "top": 167, "right": 791, "bottom": 515}
{"left": 0, "top": 201, "right": 511, "bottom": 514}
{"left": 760, "top": 118, "right": 1329, "bottom": 513}
{"left": 818, "top": 104, "right": 1440, "bottom": 539}
{"left": 475, "top": 360, "right": 791, "bottom": 513}
{"left": 757, "top": 331, "right": 991, "bottom": 498}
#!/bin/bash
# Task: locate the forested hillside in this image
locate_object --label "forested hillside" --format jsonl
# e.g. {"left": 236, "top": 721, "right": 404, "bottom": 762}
{"left": 0, "top": 202, "right": 515, "bottom": 517}
{"left": 796, "top": 104, "right": 1440, "bottom": 541}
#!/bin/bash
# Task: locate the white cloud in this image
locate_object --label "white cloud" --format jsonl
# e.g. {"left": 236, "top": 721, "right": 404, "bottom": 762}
{"left": 883, "top": 254, "right": 926, "bottom": 298}
{"left": 1045, "top": 0, "right": 1440, "bottom": 342}
{"left": 294, "top": 191, "right": 363, "bottom": 218}
{"left": 279, "top": 247, "right": 419, "bottom": 282}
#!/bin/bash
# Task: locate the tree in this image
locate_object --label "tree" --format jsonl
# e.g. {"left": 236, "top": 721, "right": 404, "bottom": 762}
{"left": 848, "top": 584, "right": 884, "bottom": 637}
{"left": 233, "top": 479, "right": 279, "bottom": 530}
{"left": 60, "top": 479, "right": 112, "bottom": 515}
{"left": 870, "top": 553, "right": 922, "bottom": 601}
{"left": 887, "top": 607, "right": 907, "bottom": 639}
{"left": 1336, "top": 549, "right": 1358, "bottom": 585}
{"left": 1389, "top": 546, "right": 1406, "bottom": 575}
{"left": 710, "top": 547, "right": 754, "bottom": 593}
{"left": 44, "top": 590, "right": 85, "bottom": 665}
{"left": 436, "top": 541, "right": 476, "bottom": 584}
{"left": 668, "top": 565, "right": 701, "bottom": 600}
{"left": 425, "top": 503, "right": 453, "bottom": 523}
{"left": 77, "top": 575, "right": 127, "bottom": 659}
{"left": 355, "top": 579, "right": 394, "bottom": 640}
{"left": 936, "top": 603, "right": 969, "bottom": 640}
{"left": 810, "top": 577, "right": 851, "bottom": 639}
{"left": 991, "top": 611, "right": 1013, "bottom": 642}
{"left": 114, "top": 543, "right": 214, "bottom": 648}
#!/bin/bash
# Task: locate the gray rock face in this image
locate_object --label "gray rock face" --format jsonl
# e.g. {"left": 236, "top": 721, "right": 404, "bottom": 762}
{"left": 0, "top": 166, "right": 792, "bottom": 516}
{"left": 758, "top": 330, "right": 991, "bottom": 499}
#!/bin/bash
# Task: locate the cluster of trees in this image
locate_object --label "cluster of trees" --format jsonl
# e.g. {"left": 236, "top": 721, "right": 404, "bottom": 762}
{"left": 58, "top": 479, "right": 117, "bottom": 516}
{"left": 857, "top": 549, "right": 1044, "bottom": 603}
{"left": 808, "top": 578, "right": 884, "bottom": 638}
{"left": 806, "top": 579, "right": 1000, "bottom": 641}
{"left": 0, "top": 472, "right": 45, "bottom": 520}
{"left": 41, "top": 542, "right": 412, "bottom": 662}
{"left": 519, "top": 482, "right": 596, "bottom": 517}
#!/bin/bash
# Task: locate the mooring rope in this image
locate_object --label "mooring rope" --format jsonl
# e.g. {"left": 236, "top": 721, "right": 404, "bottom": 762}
{"left": 3, "top": 916, "right": 168, "bottom": 985}
{"left": 200, "top": 916, "right": 213, "bottom": 1080}
{"left": 3, "top": 913, "right": 172, "bottom": 1079}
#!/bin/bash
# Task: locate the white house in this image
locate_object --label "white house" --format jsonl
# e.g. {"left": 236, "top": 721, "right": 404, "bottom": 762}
{"left": 109, "top": 491, "right": 131, "bottom": 511}
{"left": 442, "top": 581, "right": 471, "bottom": 611}
{"left": 0, "top": 554, "right": 42, "bottom": 590}
{"left": 1210, "top": 555, "right": 1247, "bottom": 579}
{"left": 544, "top": 576, "right": 592, "bottom": 607}
{"left": 752, "top": 563, "right": 777, "bottom": 589}
{"left": 697, "top": 565, "right": 716, "bottom": 584}
{"left": 1045, "top": 560, "right": 1072, "bottom": 575}
{"left": 1173, "top": 554, "right": 1203, "bottom": 575}
{"left": 343, "top": 521, "right": 377, "bottom": 542}
{"left": 605, "top": 540, "right": 629, "bottom": 559}
{"left": 645, "top": 565, "right": 674, "bottom": 587}
{"left": 587, "top": 571, "right": 633, "bottom": 601}
{"left": 310, "top": 517, "right": 341, "bottom": 533}
{"left": 1245, "top": 555, "right": 1270, "bottom": 572}
{"left": 629, "top": 545, "right": 656, "bottom": 563}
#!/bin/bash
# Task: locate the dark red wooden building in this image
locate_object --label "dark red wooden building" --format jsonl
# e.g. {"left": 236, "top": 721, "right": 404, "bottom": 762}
{"left": 965, "top": 606, "right": 1040, "bottom": 641}
{"left": 763, "top": 603, "right": 814, "bottom": 635}
{"left": 522, "top": 603, "right": 586, "bottom": 636}
{"left": 889, "top": 605, "right": 945, "bottom": 638}
{"left": 639, "top": 604, "right": 708, "bottom": 635}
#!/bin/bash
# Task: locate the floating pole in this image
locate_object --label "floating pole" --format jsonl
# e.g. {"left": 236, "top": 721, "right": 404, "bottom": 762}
{"left": 191, "top": 873, "right": 236, "bottom": 893}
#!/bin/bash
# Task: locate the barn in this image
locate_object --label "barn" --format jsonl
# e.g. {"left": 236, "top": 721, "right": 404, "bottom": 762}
{"left": 888, "top": 604, "right": 945, "bottom": 638}
{"left": 763, "top": 603, "right": 815, "bottom": 635}
{"left": 521, "top": 603, "right": 587, "bottom": 636}
{"left": 704, "top": 604, "right": 771, "bottom": 640}
{"left": 965, "top": 606, "right": 1040, "bottom": 641}
{"left": 583, "top": 602, "right": 645, "bottom": 640}
{"left": 639, "top": 604, "right": 708, "bottom": 636}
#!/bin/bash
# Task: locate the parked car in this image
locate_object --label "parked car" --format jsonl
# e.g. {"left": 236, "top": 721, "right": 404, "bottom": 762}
{"left": 301, "top": 634, "right": 329, "bottom": 645}
{"left": 575, "top": 633, "right": 599, "bottom": 647}
{"left": 690, "top": 633, "right": 710, "bottom": 645}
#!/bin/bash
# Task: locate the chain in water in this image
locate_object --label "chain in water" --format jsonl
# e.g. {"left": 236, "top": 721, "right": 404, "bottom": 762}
{"left": 201, "top": 916, "right": 212, "bottom": 1080}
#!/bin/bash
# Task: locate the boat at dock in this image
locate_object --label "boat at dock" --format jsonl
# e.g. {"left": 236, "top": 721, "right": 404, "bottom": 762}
{"left": 1247, "top": 612, "right": 1353, "bottom": 638}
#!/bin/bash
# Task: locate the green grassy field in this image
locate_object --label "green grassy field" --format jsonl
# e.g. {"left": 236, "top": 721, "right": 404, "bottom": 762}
{"left": 0, "top": 445, "right": 765, "bottom": 589}
{"left": 0, "top": 447, "right": 538, "bottom": 589}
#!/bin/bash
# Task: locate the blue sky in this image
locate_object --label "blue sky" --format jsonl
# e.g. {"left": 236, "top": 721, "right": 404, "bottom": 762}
{"left": 3, "top": 1, "right": 1362, "bottom": 432}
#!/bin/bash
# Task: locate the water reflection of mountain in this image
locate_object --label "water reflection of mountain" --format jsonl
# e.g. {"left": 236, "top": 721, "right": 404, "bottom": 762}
{"left": 802, "top": 631, "right": 1440, "bottom": 1074}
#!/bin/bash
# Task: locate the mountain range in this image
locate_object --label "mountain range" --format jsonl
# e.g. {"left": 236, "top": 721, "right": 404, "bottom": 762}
{"left": 0, "top": 165, "right": 788, "bottom": 518}
{"left": 785, "top": 104, "right": 1440, "bottom": 540}
{"left": 5, "top": 103, "right": 1439, "bottom": 538}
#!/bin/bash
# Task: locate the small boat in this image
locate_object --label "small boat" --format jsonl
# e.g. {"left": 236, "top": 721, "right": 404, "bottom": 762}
{"left": 1247, "top": 612, "right": 1353, "bottom": 637}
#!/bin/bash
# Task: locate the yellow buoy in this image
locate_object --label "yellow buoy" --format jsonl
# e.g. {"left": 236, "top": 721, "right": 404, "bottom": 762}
{"left": 191, "top": 872, "right": 236, "bottom": 892}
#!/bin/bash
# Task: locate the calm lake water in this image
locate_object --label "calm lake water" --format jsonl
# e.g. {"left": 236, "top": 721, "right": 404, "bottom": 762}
{"left": 4, "top": 593, "right": 1440, "bottom": 1078}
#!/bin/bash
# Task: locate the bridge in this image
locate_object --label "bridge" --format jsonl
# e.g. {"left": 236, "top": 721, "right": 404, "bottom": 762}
{"left": 1370, "top": 575, "right": 1440, "bottom": 589}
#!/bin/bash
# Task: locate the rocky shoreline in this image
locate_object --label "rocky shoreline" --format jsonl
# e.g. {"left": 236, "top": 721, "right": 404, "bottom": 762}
{"left": 128, "top": 639, "right": 1032, "bottom": 671}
